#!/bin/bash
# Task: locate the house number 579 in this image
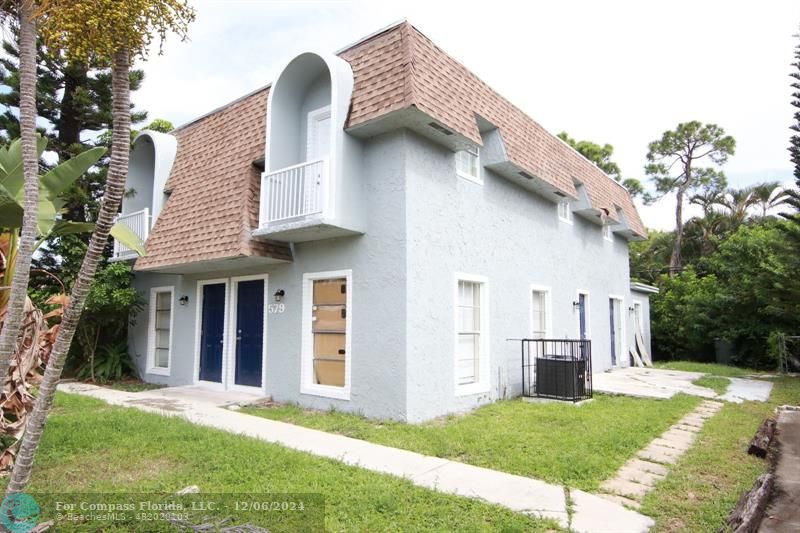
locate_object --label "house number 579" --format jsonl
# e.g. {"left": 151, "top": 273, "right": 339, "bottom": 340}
{"left": 268, "top": 303, "right": 285, "bottom": 314}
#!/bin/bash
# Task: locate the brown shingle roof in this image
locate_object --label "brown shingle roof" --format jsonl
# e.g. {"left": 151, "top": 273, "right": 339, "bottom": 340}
{"left": 137, "top": 21, "right": 645, "bottom": 271}
{"left": 343, "top": 22, "right": 645, "bottom": 236}
{"left": 134, "top": 87, "right": 291, "bottom": 271}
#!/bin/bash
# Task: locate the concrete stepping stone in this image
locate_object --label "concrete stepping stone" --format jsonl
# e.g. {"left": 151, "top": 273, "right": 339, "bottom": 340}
{"left": 675, "top": 423, "right": 701, "bottom": 433}
{"left": 623, "top": 458, "right": 669, "bottom": 477}
{"left": 651, "top": 437, "right": 691, "bottom": 452}
{"left": 638, "top": 444, "right": 682, "bottom": 464}
{"left": 600, "top": 478, "right": 651, "bottom": 500}
{"left": 616, "top": 465, "right": 665, "bottom": 487}
{"left": 660, "top": 429, "right": 697, "bottom": 445}
{"left": 598, "top": 493, "right": 641, "bottom": 510}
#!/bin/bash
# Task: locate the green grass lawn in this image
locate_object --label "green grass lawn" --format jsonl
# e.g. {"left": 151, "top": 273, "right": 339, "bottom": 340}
{"left": 641, "top": 376, "right": 800, "bottom": 532}
{"left": 242, "top": 394, "right": 700, "bottom": 492}
{"left": 653, "top": 361, "right": 759, "bottom": 377}
{"left": 691, "top": 375, "right": 731, "bottom": 395}
{"left": 12, "top": 393, "right": 559, "bottom": 532}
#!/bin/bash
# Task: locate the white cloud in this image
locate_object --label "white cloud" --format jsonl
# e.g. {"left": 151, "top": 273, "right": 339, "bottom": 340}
{"left": 133, "top": 0, "right": 800, "bottom": 230}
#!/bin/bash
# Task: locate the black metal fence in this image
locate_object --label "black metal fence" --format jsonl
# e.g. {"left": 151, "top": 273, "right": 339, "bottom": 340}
{"left": 520, "top": 339, "right": 592, "bottom": 402}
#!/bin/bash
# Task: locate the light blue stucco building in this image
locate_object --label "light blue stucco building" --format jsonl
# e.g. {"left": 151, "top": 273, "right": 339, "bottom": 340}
{"left": 117, "top": 21, "right": 655, "bottom": 422}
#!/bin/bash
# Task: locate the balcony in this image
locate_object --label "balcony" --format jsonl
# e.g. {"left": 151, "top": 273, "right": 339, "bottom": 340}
{"left": 112, "top": 208, "right": 150, "bottom": 260}
{"left": 261, "top": 158, "right": 327, "bottom": 224}
{"left": 254, "top": 158, "right": 363, "bottom": 242}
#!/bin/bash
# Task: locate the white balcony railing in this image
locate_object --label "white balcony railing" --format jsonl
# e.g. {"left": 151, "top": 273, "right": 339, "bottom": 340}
{"left": 261, "top": 158, "right": 327, "bottom": 225}
{"left": 113, "top": 207, "right": 150, "bottom": 259}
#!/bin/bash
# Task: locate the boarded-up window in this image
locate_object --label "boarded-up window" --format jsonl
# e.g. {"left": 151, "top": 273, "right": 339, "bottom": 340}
{"left": 312, "top": 278, "right": 347, "bottom": 387}
{"left": 456, "top": 280, "right": 482, "bottom": 385}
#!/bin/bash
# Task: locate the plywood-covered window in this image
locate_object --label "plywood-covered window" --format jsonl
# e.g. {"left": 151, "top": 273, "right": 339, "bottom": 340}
{"left": 311, "top": 278, "right": 347, "bottom": 388}
{"left": 147, "top": 286, "right": 173, "bottom": 375}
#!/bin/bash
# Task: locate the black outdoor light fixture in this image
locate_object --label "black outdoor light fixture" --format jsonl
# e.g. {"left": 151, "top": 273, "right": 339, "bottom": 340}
{"left": 274, "top": 289, "right": 285, "bottom": 303}
{"left": 179, "top": 295, "right": 189, "bottom": 306}
{"left": 628, "top": 306, "right": 636, "bottom": 314}
{"left": 572, "top": 300, "right": 581, "bottom": 310}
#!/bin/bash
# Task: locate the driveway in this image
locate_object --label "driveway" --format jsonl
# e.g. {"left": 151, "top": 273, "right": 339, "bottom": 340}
{"left": 592, "top": 367, "right": 772, "bottom": 402}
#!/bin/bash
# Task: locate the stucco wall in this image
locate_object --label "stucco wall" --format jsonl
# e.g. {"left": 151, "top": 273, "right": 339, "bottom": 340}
{"left": 131, "top": 127, "right": 644, "bottom": 423}
{"left": 131, "top": 130, "right": 407, "bottom": 419}
{"left": 401, "top": 130, "right": 635, "bottom": 422}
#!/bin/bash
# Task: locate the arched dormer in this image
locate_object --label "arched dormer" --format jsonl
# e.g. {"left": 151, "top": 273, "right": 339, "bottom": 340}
{"left": 113, "top": 130, "right": 177, "bottom": 259}
{"left": 256, "top": 51, "right": 364, "bottom": 242}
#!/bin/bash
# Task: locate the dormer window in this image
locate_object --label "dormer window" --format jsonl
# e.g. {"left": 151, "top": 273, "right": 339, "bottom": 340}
{"left": 557, "top": 200, "right": 572, "bottom": 223}
{"left": 456, "top": 147, "right": 481, "bottom": 184}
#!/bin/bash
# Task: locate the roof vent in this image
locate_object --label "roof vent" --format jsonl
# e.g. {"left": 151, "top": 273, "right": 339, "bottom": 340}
{"left": 428, "top": 122, "right": 453, "bottom": 135}
{"left": 518, "top": 171, "right": 535, "bottom": 180}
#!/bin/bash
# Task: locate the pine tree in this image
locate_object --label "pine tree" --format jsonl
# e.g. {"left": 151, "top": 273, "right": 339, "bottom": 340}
{"left": 0, "top": 27, "right": 147, "bottom": 290}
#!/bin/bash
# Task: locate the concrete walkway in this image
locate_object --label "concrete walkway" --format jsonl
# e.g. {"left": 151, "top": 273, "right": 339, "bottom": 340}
{"left": 599, "top": 400, "right": 724, "bottom": 509}
{"left": 58, "top": 382, "right": 654, "bottom": 532}
{"left": 593, "top": 367, "right": 773, "bottom": 402}
{"left": 760, "top": 408, "right": 800, "bottom": 532}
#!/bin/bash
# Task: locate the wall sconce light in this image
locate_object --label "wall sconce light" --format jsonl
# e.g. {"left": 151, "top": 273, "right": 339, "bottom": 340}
{"left": 628, "top": 306, "right": 636, "bottom": 314}
{"left": 572, "top": 301, "right": 581, "bottom": 310}
{"left": 273, "top": 289, "right": 285, "bottom": 303}
{"left": 179, "top": 295, "right": 189, "bottom": 306}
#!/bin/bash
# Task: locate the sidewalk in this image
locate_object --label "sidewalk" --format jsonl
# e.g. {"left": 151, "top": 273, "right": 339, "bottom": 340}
{"left": 59, "top": 382, "right": 654, "bottom": 532}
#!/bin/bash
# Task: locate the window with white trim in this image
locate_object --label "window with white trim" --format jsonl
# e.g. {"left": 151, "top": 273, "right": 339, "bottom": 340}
{"left": 531, "top": 289, "right": 549, "bottom": 339}
{"left": 455, "top": 147, "right": 481, "bottom": 183}
{"left": 557, "top": 200, "right": 572, "bottom": 223}
{"left": 147, "top": 287, "right": 173, "bottom": 374}
{"left": 301, "top": 270, "right": 352, "bottom": 400}
{"left": 455, "top": 277, "right": 488, "bottom": 392}
{"left": 603, "top": 224, "right": 613, "bottom": 241}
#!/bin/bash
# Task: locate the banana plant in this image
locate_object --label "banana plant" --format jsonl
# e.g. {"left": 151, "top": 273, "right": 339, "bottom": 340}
{"left": 0, "top": 137, "right": 145, "bottom": 310}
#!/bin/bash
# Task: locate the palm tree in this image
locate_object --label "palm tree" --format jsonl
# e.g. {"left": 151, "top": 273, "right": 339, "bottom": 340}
{"left": 720, "top": 186, "right": 757, "bottom": 228}
{"left": 690, "top": 186, "right": 726, "bottom": 217}
{"left": 6, "top": 0, "right": 194, "bottom": 494}
{"left": 750, "top": 181, "right": 789, "bottom": 218}
{"left": 0, "top": 1, "right": 40, "bottom": 381}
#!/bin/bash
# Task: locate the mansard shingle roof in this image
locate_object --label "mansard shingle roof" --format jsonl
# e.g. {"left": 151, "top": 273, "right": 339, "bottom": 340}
{"left": 135, "top": 21, "right": 645, "bottom": 271}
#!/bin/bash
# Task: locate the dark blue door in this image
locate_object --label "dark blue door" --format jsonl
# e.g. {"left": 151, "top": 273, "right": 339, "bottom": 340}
{"left": 578, "top": 294, "right": 587, "bottom": 340}
{"left": 609, "top": 299, "right": 617, "bottom": 366}
{"left": 199, "top": 283, "right": 226, "bottom": 383}
{"left": 235, "top": 279, "right": 264, "bottom": 387}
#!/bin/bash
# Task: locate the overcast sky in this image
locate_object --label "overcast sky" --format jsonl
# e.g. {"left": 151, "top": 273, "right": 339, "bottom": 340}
{"left": 134, "top": 0, "right": 800, "bottom": 230}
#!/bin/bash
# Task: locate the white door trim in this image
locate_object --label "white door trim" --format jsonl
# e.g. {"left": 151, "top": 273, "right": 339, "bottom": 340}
{"left": 306, "top": 105, "right": 332, "bottom": 161}
{"left": 193, "top": 278, "right": 230, "bottom": 391}
{"left": 609, "top": 294, "right": 626, "bottom": 368}
{"left": 227, "top": 274, "right": 269, "bottom": 394}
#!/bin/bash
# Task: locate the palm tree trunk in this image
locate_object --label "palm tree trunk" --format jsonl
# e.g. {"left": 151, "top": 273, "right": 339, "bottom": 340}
{"left": 6, "top": 48, "right": 131, "bottom": 494}
{"left": 0, "top": 2, "right": 39, "bottom": 379}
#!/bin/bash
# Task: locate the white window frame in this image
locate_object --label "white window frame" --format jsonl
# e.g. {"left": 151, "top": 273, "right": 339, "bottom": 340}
{"left": 576, "top": 289, "right": 591, "bottom": 340}
{"left": 455, "top": 147, "right": 482, "bottom": 184}
{"left": 301, "top": 269, "right": 352, "bottom": 401}
{"left": 306, "top": 105, "right": 332, "bottom": 162}
{"left": 147, "top": 286, "right": 174, "bottom": 376}
{"left": 558, "top": 200, "right": 573, "bottom": 224}
{"left": 608, "top": 294, "right": 626, "bottom": 367}
{"left": 603, "top": 224, "right": 613, "bottom": 242}
{"left": 529, "top": 285, "right": 553, "bottom": 339}
{"left": 454, "top": 273, "right": 490, "bottom": 396}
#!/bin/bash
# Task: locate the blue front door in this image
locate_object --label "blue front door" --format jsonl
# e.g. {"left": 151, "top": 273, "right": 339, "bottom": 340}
{"left": 199, "top": 283, "right": 226, "bottom": 383}
{"left": 234, "top": 279, "right": 264, "bottom": 388}
{"left": 578, "top": 294, "right": 587, "bottom": 340}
